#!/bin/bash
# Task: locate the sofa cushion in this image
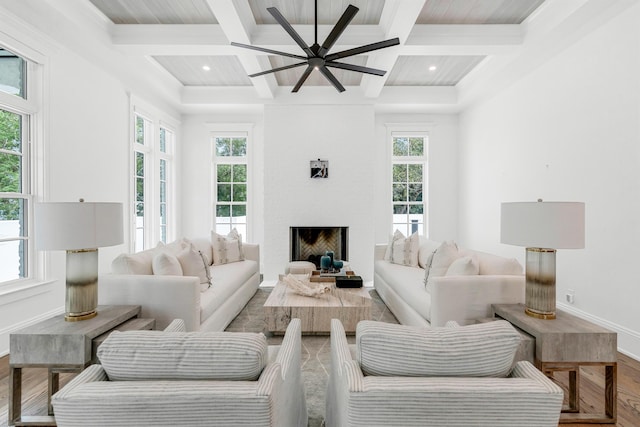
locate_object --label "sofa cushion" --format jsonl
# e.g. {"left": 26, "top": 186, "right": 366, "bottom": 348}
{"left": 446, "top": 255, "right": 479, "bottom": 276}
{"left": 200, "top": 259, "right": 259, "bottom": 322}
{"left": 374, "top": 259, "right": 431, "bottom": 320}
{"left": 211, "top": 228, "right": 245, "bottom": 265}
{"left": 356, "top": 320, "right": 520, "bottom": 378}
{"left": 152, "top": 252, "right": 183, "bottom": 276}
{"left": 111, "top": 249, "right": 155, "bottom": 275}
{"left": 459, "top": 249, "right": 523, "bottom": 275}
{"left": 418, "top": 238, "right": 441, "bottom": 269}
{"left": 98, "top": 330, "right": 268, "bottom": 381}
{"left": 177, "top": 243, "right": 211, "bottom": 285}
{"left": 187, "top": 237, "right": 214, "bottom": 266}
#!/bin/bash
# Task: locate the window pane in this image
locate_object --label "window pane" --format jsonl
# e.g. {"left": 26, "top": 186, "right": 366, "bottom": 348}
{"left": 232, "top": 184, "right": 246, "bottom": 202}
{"left": 232, "top": 164, "right": 247, "bottom": 182}
{"left": 409, "top": 137, "right": 424, "bottom": 156}
{"left": 0, "top": 152, "right": 21, "bottom": 193}
{"left": 136, "top": 152, "right": 144, "bottom": 176}
{"left": 160, "top": 181, "right": 166, "bottom": 202}
{"left": 392, "top": 164, "right": 406, "bottom": 182}
{"left": 408, "top": 164, "right": 422, "bottom": 182}
{"left": 232, "top": 138, "right": 247, "bottom": 156}
{"left": 136, "top": 177, "right": 144, "bottom": 202}
{"left": 136, "top": 201, "right": 144, "bottom": 217}
{"left": 217, "top": 184, "right": 231, "bottom": 202}
{"left": 160, "top": 225, "right": 166, "bottom": 243}
{"left": 232, "top": 204, "right": 246, "bottom": 218}
{"left": 216, "top": 204, "right": 230, "bottom": 218}
{"left": 392, "top": 183, "right": 407, "bottom": 202}
{"left": 233, "top": 224, "right": 247, "bottom": 237}
{"left": 393, "top": 204, "right": 408, "bottom": 215}
{"left": 0, "top": 240, "right": 25, "bottom": 281}
{"left": 160, "top": 159, "right": 166, "bottom": 180}
{"left": 409, "top": 204, "right": 424, "bottom": 214}
{"left": 217, "top": 164, "right": 231, "bottom": 182}
{"left": 159, "top": 128, "right": 166, "bottom": 152}
{"left": 408, "top": 183, "right": 423, "bottom": 202}
{"left": 215, "top": 137, "right": 230, "bottom": 156}
{"left": 0, "top": 198, "right": 24, "bottom": 230}
{"left": 393, "top": 137, "right": 408, "bottom": 156}
{"left": 215, "top": 223, "right": 231, "bottom": 234}
{"left": 160, "top": 203, "right": 166, "bottom": 224}
{"left": 0, "top": 49, "right": 26, "bottom": 98}
{"left": 0, "top": 108, "right": 22, "bottom": 152}
{"left": 136, "top": 116, "right": 145, "bottom": 145}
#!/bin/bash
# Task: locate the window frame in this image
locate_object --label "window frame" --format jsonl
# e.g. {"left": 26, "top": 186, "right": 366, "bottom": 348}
{"left": 130, "top": 99, "right": 178, "bottom": 251}
{"left": 387, "top": 127, "right": 430, "bottom": 237}
{"left": 0, "top": 40, "right": 45, "bottom": 289}
{"left": 209, "top": 124, "right": 253, "bottom": 240}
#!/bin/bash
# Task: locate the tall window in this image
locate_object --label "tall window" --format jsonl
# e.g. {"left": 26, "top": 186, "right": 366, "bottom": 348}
{"left": 0, "top": 48, "right": 33, "bottom": 285}
{"left": 132, "top": 108, "right": 175, "bottom": 251}
{"left": 391, "top": 133, "right": 428, "bottom": 236}
{"left": 213, "top": 134, "right": 247, "bottom": 237}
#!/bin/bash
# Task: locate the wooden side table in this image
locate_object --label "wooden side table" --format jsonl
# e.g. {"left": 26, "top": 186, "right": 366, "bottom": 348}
{"left": 493, "top": 303, "right": 617, "bottom": 424}
{"left": 8, "top": 305, "right": 155, "bottom": 426}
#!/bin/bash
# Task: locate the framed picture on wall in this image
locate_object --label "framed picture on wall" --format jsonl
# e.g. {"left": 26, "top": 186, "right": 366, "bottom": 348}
{"left": 310, "top": 159, "right": 328, "bottom": 178}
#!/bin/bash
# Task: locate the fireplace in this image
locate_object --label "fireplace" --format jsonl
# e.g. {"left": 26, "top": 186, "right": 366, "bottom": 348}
{"left": 290, "top": 226, "right": 349, "bottom": 268}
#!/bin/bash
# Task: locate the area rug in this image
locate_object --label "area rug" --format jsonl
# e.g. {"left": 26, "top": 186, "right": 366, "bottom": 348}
{"left": 225, "top": 286, "right": 399, "bottom": 427}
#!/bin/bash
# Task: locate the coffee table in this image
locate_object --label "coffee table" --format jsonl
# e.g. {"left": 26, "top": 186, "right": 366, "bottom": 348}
{"left": 264, "top": 276, "right": 371, "bottom": 334}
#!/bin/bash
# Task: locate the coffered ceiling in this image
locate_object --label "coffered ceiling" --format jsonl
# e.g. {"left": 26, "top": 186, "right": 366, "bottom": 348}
{"left": 36, "top": 0, "right": 624, "bottom": 112}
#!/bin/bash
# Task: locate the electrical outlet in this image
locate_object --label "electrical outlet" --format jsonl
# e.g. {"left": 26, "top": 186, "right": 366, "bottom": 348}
{"left": 566, "top": 289, "right": 575, "bottom": 304}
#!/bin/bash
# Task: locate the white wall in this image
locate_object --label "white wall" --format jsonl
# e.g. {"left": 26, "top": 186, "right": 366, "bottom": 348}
{"left": 458, "top": 3, "right": 640, "bottom": 358}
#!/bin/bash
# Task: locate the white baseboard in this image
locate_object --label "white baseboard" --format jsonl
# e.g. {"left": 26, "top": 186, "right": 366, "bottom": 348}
{"left": 0, "top": 305, "right": 64, "bottom": 357}
{"left": 557, "top": 302, "right": 640, "bottom": 361}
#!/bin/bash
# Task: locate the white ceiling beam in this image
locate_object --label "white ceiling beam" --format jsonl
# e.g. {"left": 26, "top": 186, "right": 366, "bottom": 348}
{"left": 360, "top": 0, "right": 427, "bottom": 98}
{"left": 205, "top": 0, "right": 276, "bottom": 99}
{"left": 111, "top": 24, "right": 522, "bottom": 56}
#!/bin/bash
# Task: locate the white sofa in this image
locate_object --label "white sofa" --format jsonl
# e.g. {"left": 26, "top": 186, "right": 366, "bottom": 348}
{"left": 326, "top": 319, "right": 563, "bottom": 427}
{"left": 99, "top": 237, "right": 260, "bottom": 332}
{"left": 374, "top": 237, "right": 525, "bottom": 327}
{"left": 52, "top": 319, "right": 307, "bottom": 427}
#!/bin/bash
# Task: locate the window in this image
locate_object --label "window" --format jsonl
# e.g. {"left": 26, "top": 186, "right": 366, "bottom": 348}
{"left": 391, "top": 133, "right": 428, "bottom": 236}
{"left": 132, "top": 106, "right": 176, "bottom": 251}
{"left": 0, "top": 47, "right": 34, "bottom": 285}
{"left": 213, "top": 134, "right": 248, "bottom": 237}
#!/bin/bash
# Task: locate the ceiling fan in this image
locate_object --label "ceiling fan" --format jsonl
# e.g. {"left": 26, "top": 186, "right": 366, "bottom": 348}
{"left": 231, "top": 0, "right": 400, "bottom": 93}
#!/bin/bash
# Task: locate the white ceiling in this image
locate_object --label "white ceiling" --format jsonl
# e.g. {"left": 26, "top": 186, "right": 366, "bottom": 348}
{"left": 59, "top": 0, "right": 628, "bottom": 112}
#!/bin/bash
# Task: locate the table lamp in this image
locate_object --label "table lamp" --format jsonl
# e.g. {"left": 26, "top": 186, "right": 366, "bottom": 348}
{"left": 500, "top": 200, "right": 585, "bottom": 319}
{"left": 35, "top": 200, "right": 123, "bottom": 321}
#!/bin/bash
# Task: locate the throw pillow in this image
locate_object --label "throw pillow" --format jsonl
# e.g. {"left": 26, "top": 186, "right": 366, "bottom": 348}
{"left": 176, "top": 243, "right": 211, "bottom": 285}
{"left": 98, "top": 330, "right": 268, "bottom": 381}
{"left": 446, "top": 255, "right": 479, "bottom": 276}
{"left": 425, "top": 240, "right": 459, "bottom": 292}
{"left": 386, "top": 230, "right": 420, "bottom": 267}
{"left": 111, "top": 250, "right": 155, "bottom": 275}
{"left": 211, "top": 228, "right": 245, "bottom": 265}
{"left": 356, "top": 320, "right": 520, "bottom": 378}
{"left": 418, "top": 238, "right": 441, "bottom": 269}
{"left": 152, "top": 252, "right": 183, "bottom": 276}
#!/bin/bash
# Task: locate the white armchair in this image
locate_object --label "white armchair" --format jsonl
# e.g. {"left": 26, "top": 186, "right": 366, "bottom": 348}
{"left": 52, "top": 319, "right": 307, "bottom": 427}
{"left": 326, "top": 319, "right": 563, "bottom": 427}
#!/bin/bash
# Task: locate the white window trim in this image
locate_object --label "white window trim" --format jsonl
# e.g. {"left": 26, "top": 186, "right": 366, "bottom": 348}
{"left": 0, "top": 35, "right": 48, "bottom": 290}
{"left": 206, "top": 123, "right": 254, "bottom": 241}
{"left": 129, "top": 97, "right": 179, "bottom": 251}
{"left": 385, "top": 123, "right": 434, "bottom": 238}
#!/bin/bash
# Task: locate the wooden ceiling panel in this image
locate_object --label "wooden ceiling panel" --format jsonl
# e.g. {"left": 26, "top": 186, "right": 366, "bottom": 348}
{"left": 417, "top": 0, "right": 545, "bottom": 24}
{"left": 89, "top": 0, "right": 217, "bottom": 24}
{"left": 248, "top": 0, "right": 384, "bottom": 25}
{"left": 386, "top": 56, "right": 485, "bottom": 86}
{"left": 153, "top": 56, "right": 252, "bottom": 86}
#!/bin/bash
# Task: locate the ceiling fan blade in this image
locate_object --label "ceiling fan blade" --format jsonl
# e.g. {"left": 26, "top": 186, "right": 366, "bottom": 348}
{"left": 326, "top": 61, "right": 386, "bottom": 76}
{"left": 248, "top": 62, "right": 308, "bottom": 78}
{"left": 231, "top": 42, "right": 307, "bottom": 61}
{"left": 325, "top": 37, "right": 400, "bottom": 62}
{"left": 318, "top": 66, "right": 345, "bottom": 93}
{"left": 292, "top": 65, "right": 314, "bottom": 92}
{"left": 318, "top": 4, "right": 359, "bottom": 57}
{"left": 267, "top": 7, "right": 314, "bottom": 57}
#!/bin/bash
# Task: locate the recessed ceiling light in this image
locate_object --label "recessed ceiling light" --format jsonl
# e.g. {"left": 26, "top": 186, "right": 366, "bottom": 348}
{"left": 202, "top": 65, "right": 211, "bottom": 71}
{"left": 428, "top": 65, "right": 437, "bottom": 72}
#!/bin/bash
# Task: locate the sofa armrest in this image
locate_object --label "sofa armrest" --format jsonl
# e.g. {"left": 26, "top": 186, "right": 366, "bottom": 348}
{"left": 99, "top": 274, "right": 201, "bottom": 331}
{"left": 374, "top": 244, "right": 387, "bottom": 262}
{"left": 429, "top": 275, "right": 525, "bottom": 327}
{"left": 243, "top": 243, "right": 259, "bottom": 263}
{"left": 510, "top": 361, "right": 564, "bottom": 394}
{"left": 52, "top": 365, "right": 107, "bottom": 401}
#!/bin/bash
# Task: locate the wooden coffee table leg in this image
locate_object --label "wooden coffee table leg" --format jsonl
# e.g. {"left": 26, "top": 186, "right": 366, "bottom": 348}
{"left": 9, "top": 366, "right": 22, "bottom": 425}
{"left": 605, "top": 364, "right": 617, "bottom": 420}
{"left": 48, "top": 369, "right": 60, "bottom": 415}
{"left": 568, "top": 367, "right": 580, "bottom": 412}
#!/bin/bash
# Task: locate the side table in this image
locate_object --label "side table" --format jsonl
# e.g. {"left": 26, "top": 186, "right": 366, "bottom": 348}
{"left": 9, "top": 305, "right": 155, "bottom": 426}
{"left": 493, "top": 303, "right": 617, "bottom": 424}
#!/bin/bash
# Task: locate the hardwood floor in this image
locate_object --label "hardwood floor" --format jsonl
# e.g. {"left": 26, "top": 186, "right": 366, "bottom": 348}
{"left": 1, "top": 353, "right": 639, "bottom": 426}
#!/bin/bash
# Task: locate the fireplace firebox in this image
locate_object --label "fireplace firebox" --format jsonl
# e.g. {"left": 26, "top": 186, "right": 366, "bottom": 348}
{"left": 290, "top": 226, "right": 348, "bottom": 268}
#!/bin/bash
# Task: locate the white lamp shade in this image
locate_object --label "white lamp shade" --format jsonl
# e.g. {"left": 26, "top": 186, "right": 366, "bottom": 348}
{"left": 501, "top": 201, "right": 585, "bottom": 249}
{"left": 35, "top": 202, "right": 124, "bottom": 250}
